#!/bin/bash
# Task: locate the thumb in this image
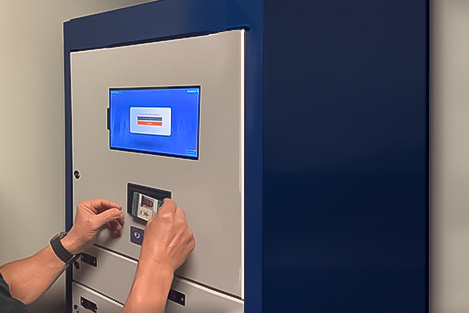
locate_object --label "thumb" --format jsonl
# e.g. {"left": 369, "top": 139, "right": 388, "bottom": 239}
{"left": 95, "top": 208, "right": 122, "bottom": 228}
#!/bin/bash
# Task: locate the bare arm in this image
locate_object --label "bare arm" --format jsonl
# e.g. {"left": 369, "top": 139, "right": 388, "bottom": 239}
{"left": 0, "top": 199, "right": 124, "bottom": 304}
{"left": 122, "top": 199, "right": 195, "bottom": 313}
{"left": 0, "top": 245, "right": 66, "bottom": 304}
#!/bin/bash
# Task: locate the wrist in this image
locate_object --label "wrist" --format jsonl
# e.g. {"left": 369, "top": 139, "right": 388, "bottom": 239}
{"left": 137, "top": 255, "right": 175, "bottom": 281}
{"left": 126, "top": 258, "right": 174, "bottom": 311}
{"left": 60, "top": 232, "right": 82, "bottom": 255}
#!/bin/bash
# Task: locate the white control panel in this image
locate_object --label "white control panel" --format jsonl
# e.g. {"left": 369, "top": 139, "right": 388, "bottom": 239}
{"left": 70, "top": 30, "right": 245, "bottom": 311}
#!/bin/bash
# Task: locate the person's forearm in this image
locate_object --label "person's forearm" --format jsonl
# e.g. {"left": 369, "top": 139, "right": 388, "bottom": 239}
{"left": 0, "top": 245, "right": 66, "bottom": 304}
{"left": 122, "top": 257, "right": 174, "bottom": 313}
{"left": 0, "top": 199, "right": 123, "bottom": 305}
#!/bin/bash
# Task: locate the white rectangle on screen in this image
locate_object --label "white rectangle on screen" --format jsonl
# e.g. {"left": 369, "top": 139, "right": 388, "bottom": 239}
{"left": 130, "top": 107, "right": 171, "bottom": 136}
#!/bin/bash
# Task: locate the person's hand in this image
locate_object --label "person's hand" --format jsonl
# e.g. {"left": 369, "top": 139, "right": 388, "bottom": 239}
{"left": 121, "top": 199, "right": 194, "bottom": 313}
{"left": 62, "top": 199, "right": 124, "bottom": 254}
{"left": 140, "top": 199, "right": 195, "bottom": 272}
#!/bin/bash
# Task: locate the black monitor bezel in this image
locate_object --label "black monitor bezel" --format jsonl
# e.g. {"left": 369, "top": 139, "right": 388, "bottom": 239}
{"left": 108, "top": 85, "right": 201, "bottom": 160}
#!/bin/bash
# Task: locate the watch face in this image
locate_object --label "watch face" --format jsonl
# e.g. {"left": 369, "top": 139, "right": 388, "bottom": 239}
{"left": 50, "top": 232, "right": 67, "bottom": 244}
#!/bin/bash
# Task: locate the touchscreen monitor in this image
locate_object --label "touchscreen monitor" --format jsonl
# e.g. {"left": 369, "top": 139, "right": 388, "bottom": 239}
{"left": 109, "top": 86, "right": 200, "bottom": 159}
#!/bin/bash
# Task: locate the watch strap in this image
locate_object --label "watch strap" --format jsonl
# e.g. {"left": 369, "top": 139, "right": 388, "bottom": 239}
{"left": 50, "top": 233, "right": 75, "bottom": 265}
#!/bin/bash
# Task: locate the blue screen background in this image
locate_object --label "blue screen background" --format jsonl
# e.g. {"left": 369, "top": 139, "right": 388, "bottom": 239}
{"left": 110, "top": 87, "right": 200, "bottom": 159}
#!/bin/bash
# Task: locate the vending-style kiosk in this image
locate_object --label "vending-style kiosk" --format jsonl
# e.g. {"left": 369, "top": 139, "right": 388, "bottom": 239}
{"left": 64, "top": 1, "right": 429, "bottom": 312}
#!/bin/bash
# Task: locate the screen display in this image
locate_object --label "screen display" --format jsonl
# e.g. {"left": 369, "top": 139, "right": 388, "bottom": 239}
{"left": 109, "top": 86, "right": 200, "bottom": 159}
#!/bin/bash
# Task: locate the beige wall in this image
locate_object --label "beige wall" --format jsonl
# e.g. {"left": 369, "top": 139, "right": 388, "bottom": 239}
{"left": 0, "top": 1, "right": 153, "bottom": 312}
{"left": 0, "top": 0, "right": 467, "bottom": 312}
{"left": 431, "top": 0, "right": 469, "bottom": 312}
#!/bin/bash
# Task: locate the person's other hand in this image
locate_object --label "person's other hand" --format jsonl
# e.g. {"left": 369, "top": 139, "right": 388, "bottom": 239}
{"left": 140, "top": 199, "right": 195, "bottom": 272}
{"left": 62, "top": 199, "right": 124, "bottom": 254}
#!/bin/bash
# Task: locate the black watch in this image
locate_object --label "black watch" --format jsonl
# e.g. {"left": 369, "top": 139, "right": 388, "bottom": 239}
{"left": 50, "top": 232, "right": 79, "bottom": 266}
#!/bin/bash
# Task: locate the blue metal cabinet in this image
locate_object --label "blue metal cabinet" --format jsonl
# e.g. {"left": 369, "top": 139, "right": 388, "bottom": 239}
{"left": 64, "top": 1, "right": 428, "bottom": 312}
